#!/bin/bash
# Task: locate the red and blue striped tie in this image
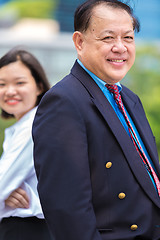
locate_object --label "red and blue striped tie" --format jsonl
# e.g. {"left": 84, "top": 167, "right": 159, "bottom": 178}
{"left": 106, "top": 83, "right": 160, "bottom": 196}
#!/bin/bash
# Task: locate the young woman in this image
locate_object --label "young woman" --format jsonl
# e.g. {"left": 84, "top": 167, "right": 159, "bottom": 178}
{"left": 0, "top": 48, "right": 53, "bottom": 240}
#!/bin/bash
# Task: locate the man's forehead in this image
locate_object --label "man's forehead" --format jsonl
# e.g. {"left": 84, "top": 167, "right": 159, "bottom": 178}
{"left": 91, "top": 4, "right": 131, "bottom": 21}
{"left": 89, "top": 5, "right": 133, "bottom": 30}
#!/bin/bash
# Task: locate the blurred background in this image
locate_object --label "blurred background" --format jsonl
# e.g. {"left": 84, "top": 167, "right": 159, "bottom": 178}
{"left": 0, "top": 0, "right": 160, "bottom": 156}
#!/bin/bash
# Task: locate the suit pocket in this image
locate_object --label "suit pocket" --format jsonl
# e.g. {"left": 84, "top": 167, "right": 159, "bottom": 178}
{"left": 98, "top": 228, "right": 113, "bottom": 233}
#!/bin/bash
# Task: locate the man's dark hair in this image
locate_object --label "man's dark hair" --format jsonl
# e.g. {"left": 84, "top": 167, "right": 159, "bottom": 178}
{"left": 0, "top": 47, "right": 50, "bottom": 119}
{"left": 74, "top": 0, "right": 140, "bottom": 33}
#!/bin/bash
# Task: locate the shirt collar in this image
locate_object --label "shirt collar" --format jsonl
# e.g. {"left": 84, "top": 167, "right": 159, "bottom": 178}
{"left": 5, "top": 107, "right": 37, "bottom": 134}
{"left": 77, "top": 59, "right": 122, "bottom": 92}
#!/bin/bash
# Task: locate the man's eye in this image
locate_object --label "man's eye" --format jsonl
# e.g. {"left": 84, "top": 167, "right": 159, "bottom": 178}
{"left": 102, "top": 36, "right": 114, "bottom": 41}
{"left": 124, "top": 36, "right": 134, "bottom": 40}
{"left": 0, "top": 83, "right": 5, "bottom": 87}
{"left": 104, "top": 36, "right": 113, "bottom": 39}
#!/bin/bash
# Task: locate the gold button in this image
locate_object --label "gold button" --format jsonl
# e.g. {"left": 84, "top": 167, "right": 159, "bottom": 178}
{"left": 118, "top": 192, "right": 126, "bottom": 199}
{"left": 105, "top": 162, "right": 112, "bottom": 168}
{"left": 130, "top": 224, "right": 138, "bottom": 231}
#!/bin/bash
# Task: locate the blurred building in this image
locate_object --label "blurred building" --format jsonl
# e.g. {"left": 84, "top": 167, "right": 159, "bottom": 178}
{"left": 0, "top": 0, "right": 10, "bottom": 4}
{"left": 0, "top": 0, "right": 159, "bottom": 86}
{"left": 55, "top": 0, "right": 83, "bottom": 32}
{"left": 55, "top": 0, "right": 160, "bottom": 40}
{"left": 135, "top": 0, "right": 160, "bottom": 40}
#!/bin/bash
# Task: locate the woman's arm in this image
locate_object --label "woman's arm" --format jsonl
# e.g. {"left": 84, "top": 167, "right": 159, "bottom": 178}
{"left": 0, "top": 125, "right": 35, "bottom": 208}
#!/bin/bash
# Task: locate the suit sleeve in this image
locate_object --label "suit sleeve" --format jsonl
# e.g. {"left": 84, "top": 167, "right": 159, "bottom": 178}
{"left": 32, "top": 88, "right": 102, "bottom": 240}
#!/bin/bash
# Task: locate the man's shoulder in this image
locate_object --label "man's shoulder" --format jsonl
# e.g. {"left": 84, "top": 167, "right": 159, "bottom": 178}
{"left": 49, "top": 61, "right": 89, "bottom": 96}
{"left": 50, "top": 73, "right": 80, "bottom": 94}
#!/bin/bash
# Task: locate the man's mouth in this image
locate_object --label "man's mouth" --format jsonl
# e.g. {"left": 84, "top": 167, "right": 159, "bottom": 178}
{"left": 107, "top": 59, "right": 126, "bottom": 62}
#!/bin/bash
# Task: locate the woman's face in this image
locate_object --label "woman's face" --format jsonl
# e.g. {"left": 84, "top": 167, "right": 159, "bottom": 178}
{"left": 0, "top": 61, "right": 42, "bottom": 120}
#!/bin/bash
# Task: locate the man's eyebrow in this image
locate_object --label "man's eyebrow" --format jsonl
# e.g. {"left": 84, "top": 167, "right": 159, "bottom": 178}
{"left": 101, "top": 30, "right": 134, "bottom": 34}
{"left": 124, "top": 30, "right": 134, "bottom": 34}
{"left": 101, "top": 30, "right": 114, "bottom": 34}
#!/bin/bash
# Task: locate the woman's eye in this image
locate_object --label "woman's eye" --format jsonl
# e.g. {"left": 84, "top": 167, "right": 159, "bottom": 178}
{"left": 17, "top": 81, "right": 25, "bottom": 85}
{"left": 0, "top": 83, "right": 5, "bottom": 87}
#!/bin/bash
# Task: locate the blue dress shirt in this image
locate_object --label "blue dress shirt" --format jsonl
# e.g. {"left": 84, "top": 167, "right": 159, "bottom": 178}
{"left": 77, "top": 59, "right": 157, "bottom": 190}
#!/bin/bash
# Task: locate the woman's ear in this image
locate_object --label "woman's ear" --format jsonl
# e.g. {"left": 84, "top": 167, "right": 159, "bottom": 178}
{"left": 37, "top": 83, "right": 43, "bottom": 96}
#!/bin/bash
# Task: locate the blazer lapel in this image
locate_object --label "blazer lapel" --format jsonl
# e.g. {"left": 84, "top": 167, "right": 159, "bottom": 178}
{"left": 71, "top": 62, "right": 160, "bottom": 207}
{"left": 121, "top": 88, "right": 160, "bottom": 179}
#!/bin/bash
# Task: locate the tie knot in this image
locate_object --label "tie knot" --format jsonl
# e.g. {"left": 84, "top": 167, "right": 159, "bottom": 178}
{"left": 105, "top": 84, "right": 119, "bottom": 99}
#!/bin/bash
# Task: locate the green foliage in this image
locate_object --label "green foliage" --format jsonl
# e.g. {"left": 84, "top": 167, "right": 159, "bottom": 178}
{"left": 0, "top": 0, "right": 57, "bottom": 19}
{"left": 122, "top": 43, "right": 160, "bottom": 157}
{"left": 0, "top": 117, "right": 16, "bottom": 156}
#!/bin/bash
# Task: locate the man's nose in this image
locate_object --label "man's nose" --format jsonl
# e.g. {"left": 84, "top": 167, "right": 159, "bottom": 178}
{"left": 111, "top": 39, "right": 127, "bottom": 54}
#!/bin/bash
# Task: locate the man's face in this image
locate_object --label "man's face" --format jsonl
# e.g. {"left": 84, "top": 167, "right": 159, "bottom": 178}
{"left": 75, "top": 4, "right": 135, "bottom": 84}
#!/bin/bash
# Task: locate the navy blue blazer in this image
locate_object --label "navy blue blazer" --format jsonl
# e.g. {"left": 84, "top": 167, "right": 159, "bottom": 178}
{"left": 33, "top": 61, "right": 160, "bottom": 240}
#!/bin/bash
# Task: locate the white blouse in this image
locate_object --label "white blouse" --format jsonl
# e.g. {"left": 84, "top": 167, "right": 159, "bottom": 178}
{"left": 0, "top": 107, "right": 44, "bottom": 221}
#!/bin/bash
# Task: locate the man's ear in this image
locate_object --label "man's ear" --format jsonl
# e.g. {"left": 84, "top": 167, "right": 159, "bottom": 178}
{"left": 72, "top": 31, "right": 84, "bottom": 53}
